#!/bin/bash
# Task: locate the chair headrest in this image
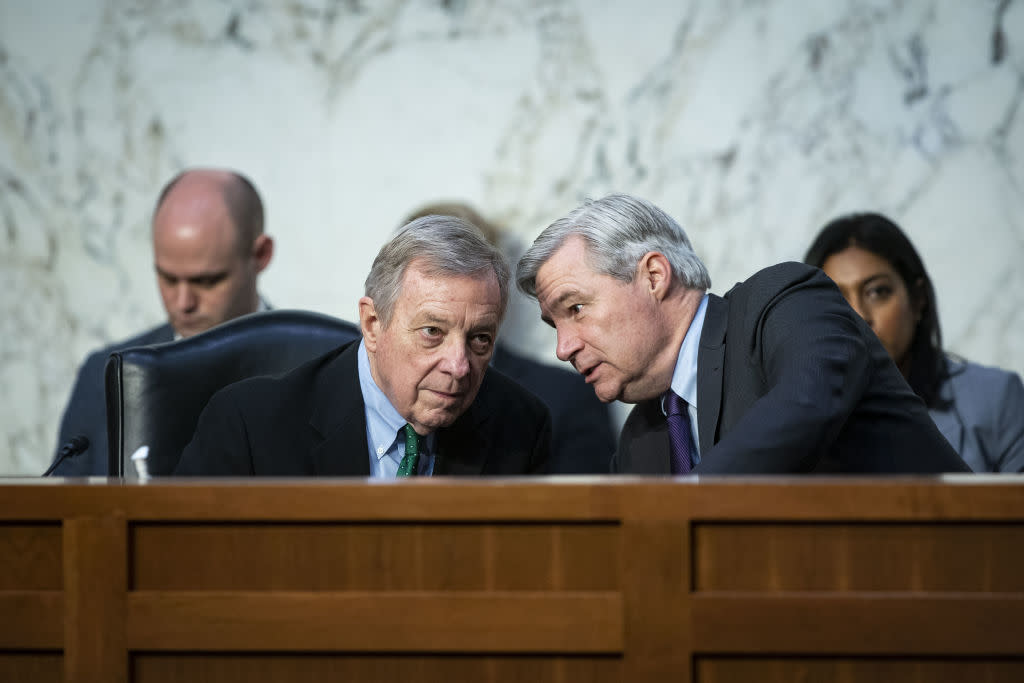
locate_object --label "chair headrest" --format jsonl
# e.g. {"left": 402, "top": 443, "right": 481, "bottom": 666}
{"left": 105, "top": 309, "right": 361, "bottom": 476}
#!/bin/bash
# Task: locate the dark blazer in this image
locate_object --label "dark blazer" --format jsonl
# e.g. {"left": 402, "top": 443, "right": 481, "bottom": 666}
{"left": 492, "top": 345, "right": 615, "bottom": 473}
{"left": 615, "top": 263, "right": 970, "bottom": 474}
{"left": 930, "top": 357, "right": 1024, "bottom": 473}
{"left": 49, "top": 323, "right": 174, "bottom": 476}
{"left": 175, "top": 341, "right": 552, "bottom": 476}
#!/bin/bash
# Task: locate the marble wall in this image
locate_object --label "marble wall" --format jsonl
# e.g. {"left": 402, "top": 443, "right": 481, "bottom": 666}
{"left": 2, "top": 0, "right": 1022, "bottom": 475}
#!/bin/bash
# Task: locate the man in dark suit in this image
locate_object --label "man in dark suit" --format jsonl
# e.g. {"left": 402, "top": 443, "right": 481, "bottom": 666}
{"left": 175, "top": 215, "right": 551, "bottom": 476}
{"left": 515, "top": 194, "right": 969, "bottom": 474}
{"left": 49, "top": 168, "right": 274, "bottom": 476}
{"left": 404, "top": 201, "right": 615, "bottom": 473}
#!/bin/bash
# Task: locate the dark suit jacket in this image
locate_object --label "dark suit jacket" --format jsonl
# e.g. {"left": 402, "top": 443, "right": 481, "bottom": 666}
{"left": 49, "top": 323, "right": 174, "bottom": 476}
{"left": 175, "top": 341, "right": 552, "bottom": 476}
{"left": 492, "top": 345, "right": 614, "bottom": 473}
{"left": 615, "top": 263, "right": 970, "bottom": 474}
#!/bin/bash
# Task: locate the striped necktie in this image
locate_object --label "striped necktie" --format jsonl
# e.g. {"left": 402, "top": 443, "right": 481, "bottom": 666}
{"left": 664, "top": 390, "right": 694, "bottom": 474}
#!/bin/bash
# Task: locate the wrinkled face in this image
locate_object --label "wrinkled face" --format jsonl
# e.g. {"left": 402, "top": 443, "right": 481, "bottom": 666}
{"left": 535, "top": 237, "right": 665, "bottom": 403}
{"left": 821, "top": 245, "right": 921, "bottom": 373}
{"left": 361, "top": 262, "right": 501, "bottom": 435}
{"left": 153, "top": 190, "right": 263, "bottom": 338}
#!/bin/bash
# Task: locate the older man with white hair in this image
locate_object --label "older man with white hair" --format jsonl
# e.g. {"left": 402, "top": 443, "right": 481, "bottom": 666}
{"left": 176, "top": 215, "right": 551, "bottom": 476}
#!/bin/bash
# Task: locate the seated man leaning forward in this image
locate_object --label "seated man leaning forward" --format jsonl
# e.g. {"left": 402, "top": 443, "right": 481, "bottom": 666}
{"left": 515, "top": 194, "right": 969, "bottom": 474}
{"left": 176, "top": 215, "right": 552, "bottom": 476}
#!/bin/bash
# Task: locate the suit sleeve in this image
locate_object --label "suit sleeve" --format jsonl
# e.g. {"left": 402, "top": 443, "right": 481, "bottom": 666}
{"left": 697, "top": 280, "right": 871, "bottom": 474}
{"left": 174, "top": 387, "right": 256, "bottom": 476}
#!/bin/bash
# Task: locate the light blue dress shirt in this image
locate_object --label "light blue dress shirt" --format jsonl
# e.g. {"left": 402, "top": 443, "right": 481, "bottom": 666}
{"left": 357, "top": 341, "right": 435, "bottom": 478}
{"left": 661, "top": 293, "right": 708, "bottom": 464}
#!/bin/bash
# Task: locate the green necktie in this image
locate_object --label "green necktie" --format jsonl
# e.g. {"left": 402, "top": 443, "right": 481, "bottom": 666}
{"left": 396, "top": 424, "right": 420, "bottom": 477}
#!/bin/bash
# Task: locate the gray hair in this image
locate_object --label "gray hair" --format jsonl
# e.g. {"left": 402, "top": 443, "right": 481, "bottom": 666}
{"left": 516, "top": 194, "right": 711, "bottom": 297}
{"left": 366, "top": 214, "right": 511, "bottom": 326}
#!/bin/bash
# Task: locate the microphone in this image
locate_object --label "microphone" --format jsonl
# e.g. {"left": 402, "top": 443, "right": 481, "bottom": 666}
{"left": 43, "top": 436, "right": 90, "bottom": 476}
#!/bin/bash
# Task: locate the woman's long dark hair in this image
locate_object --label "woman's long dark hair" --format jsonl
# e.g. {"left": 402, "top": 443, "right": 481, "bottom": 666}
{"left": 804, "top": 212, "right": 949, "bottom": 408}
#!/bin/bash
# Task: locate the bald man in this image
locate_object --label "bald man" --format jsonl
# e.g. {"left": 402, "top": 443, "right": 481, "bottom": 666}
{"left": 48, "top": 168, "right": 274, "bottom": 476}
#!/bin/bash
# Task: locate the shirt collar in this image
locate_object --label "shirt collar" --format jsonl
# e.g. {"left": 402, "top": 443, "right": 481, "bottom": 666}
{"left": 668, "top": 293, "right": 708, "bottom": 409}
{"left": 357, "top": 339, "right": 407, "bottom": 462}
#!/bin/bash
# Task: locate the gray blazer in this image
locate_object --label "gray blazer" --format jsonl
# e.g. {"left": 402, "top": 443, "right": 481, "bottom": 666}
{"left": 930, "top": 357, "right": 1024, "bottom": 473}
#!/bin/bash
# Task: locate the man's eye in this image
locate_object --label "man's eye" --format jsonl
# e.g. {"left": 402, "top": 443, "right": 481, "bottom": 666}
{"left": 192, "top": 275, "right": 226, "bottom": 289}
{"left": 570, "top": 304, "right": 583, "bottom": 315}
{"left": 470, "top": 334, "right": 493, "bottom": 353}
{"left": 422, "top": 326, "right": 442, "bottom": 338}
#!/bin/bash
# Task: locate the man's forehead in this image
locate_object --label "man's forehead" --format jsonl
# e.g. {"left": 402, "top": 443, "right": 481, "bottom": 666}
{"left": 536, "top": 239, "right": 596, "bottom": 299}
{"left": 399, "top": 265, "right": 500, "bottom": 308}
{"left": 153, "top": 232, "right": 245, "bottom": 279}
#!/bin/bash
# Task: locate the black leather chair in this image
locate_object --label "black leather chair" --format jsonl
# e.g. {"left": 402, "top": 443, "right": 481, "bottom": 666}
{"left": 104, "top": 309, "right": 361, "bottom": 477}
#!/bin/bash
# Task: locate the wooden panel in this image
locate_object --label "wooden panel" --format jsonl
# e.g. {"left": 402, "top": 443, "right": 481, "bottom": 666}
{"left": 685, "top": 479, "right": 1024, "bottom": 519}
{"left": 127, "top": 591, "right": 623, "bottom": 653}
{"left": 0, "top": 523, "right": 62, "bottom": 589}
{"left": 2, "top": 478, "right": 1024, "bottom": 681}
{"left": 132, "top": 653, "right": 621, "bottom": 683}
{"left": 620, "top": 517, "right": 691, "bottom": 683}
{"left": 5, "top": 478, "right": 1024, "bottom": 522}
{"left": 0, "top": 653, "right": 62, "bottom": 683}
{"left": 694, "top": 522, "right": 1024, "bottom": 591}
{"left": 0, "top": 480, "right": 624, "bottom": 521}
{"left": 0, "top": 592, "right": 63, "bottom": 648}
{"left": 692, "top": 594, "right": 1024, "bottom": 654}
{"left": 696, "top": 657, "right": 1024, "bottom": 683}
{"left": 131, "top": 523, "right": 619, "bottom": 591}
{"left": 64, "top": 516, "right": 127, "bottom": 683}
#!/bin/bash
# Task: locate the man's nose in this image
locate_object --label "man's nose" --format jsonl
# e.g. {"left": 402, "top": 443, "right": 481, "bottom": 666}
{"left": 441, "top": 341, "right": 471, "bottom": 378}
{"left": 173, "top": 283, "right": 198, "bottom": 313}
{"left": 555, "top": 326, "right": 583, "bottom": 364}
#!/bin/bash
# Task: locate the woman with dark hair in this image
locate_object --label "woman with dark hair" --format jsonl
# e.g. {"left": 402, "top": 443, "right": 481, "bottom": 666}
{"left": 804, "top": 213, "right": 1024, "bottom": 472}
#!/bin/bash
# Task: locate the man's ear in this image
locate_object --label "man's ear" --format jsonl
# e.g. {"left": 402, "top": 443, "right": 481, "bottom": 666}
{"left": 358, "top": 296, "right": 381, "bottom": 352}
{"left": 637, "top": 251, "right": 673, "bottom": 300}
{"left": 251, "top": 234, "right": 274, "bottom": 273}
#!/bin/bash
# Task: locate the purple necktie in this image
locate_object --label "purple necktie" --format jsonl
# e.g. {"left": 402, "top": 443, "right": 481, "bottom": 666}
{"left": 664, "top": 390, "right": 694, "bottom": 474}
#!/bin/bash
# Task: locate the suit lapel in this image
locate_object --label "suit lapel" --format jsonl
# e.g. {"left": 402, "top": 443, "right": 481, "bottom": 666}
{"left": 929, "top": 377, "right": 964, "bottom": 455}
{"left": 434, "top": 419, "right": 488, "bottom": 475}
{"left": 696, "top": 294, "right": 727, "bottom": 454}
{"left": 929, "top": 409, "right": 963, "bottom": 454}
{"left": 308, "top": 343, "right": 372, "bottom": 476}
{"left": 628, "top": 400, "right": 672, "bottom": 474}
{"left": 433, "top": 371, "right": 496, "bottom": 475}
